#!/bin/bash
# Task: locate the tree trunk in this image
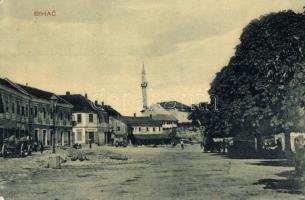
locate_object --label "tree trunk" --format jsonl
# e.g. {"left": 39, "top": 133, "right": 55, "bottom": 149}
{"left": 254, "top": 134, "right": 263, "bottom": 152}
{"left": 284, "top": 132, "right": 292, "bottom": 157}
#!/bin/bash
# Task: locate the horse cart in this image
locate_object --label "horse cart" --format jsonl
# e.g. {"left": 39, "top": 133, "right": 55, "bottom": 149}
{"left": 1, "top": 135, "right": 33, "bottom": 158}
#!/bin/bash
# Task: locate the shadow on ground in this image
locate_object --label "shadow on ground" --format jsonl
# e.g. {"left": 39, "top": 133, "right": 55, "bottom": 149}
{"left": 254, "top": 166, "right": 305, "bottom": 195}
{"left": 254, "top": 177, "right": 304, "bottom": 195}
{"left": 207, "top": 152, "right": 286, "bottom": 160}
{"left": 208, "top": 152, "right": 305, "bottom": 195}
{"left": 250, "top": 159, "right": 294, "bottom": 167}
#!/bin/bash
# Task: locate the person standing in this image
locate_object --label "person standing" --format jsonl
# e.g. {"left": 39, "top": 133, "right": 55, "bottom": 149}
{"left": 275, "top": 138, "right": 283, "bottom": 156}
{"left": 40, "top": 142, "right": 44, "bottom": 154}
{"left": 180, "top": 140, "right": 184, "bottom": 150}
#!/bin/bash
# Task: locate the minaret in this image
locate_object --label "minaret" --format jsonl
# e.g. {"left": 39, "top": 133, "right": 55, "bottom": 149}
{"left": 141, "top": 63, "right": 148, "bottom": 110}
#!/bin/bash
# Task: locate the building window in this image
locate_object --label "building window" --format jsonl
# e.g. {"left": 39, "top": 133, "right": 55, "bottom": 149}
{"left": 146, "top": 127, "right": 149, "bottom": 132}
{"left": 77, "top": 114, "right": 82, "bottom": 123}
{"left": 60, "top": 112, "right": 63, "bottom": 120}
{"left": 117, "top": 126, "right": 120, "bottom": 131}
{"left": 42, "top": 107, "right": 46, "bottom": 119}
{"left": 21, "top": 106, "right": 25, "bottom": 116}
{"left": 34, "top": 106, "right": 38, "bottom": 117}
{"left": 17, "top": 101, "right": 21, "bottom": 115}
{"left": 5, "top": 97, "right": 9, "bottom": 113}
{"left": 139, "top": 127, "right": 141, "bottom": 132}
{"left": 50, "top": 110, "right": 53, "bottom": 119}
{"left": 98, "top": 116, "right": 104, "bottom": 123}
{"left": 153, "top": 127, "right": 155, "bottom": 132}
{"left": 89, "top": 114, "right": 94, "bottom": 123}
{"left": 77, "top": 131, "right": 82, "bottom": 141}
{"left": 11, "top": 102, "right": 15, "bottom": 114}
{"left": 0, "top": 93, "right": 4, "bottom": 113}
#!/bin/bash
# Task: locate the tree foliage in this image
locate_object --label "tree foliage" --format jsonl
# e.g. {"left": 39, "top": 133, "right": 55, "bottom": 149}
{"left": 191, "top": 10, "right": 305, "bottom": 138}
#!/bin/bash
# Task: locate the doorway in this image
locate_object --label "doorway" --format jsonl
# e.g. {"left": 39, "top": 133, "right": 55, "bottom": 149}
{"left": 88, "top": 132, "right": 94, "bottom": 143}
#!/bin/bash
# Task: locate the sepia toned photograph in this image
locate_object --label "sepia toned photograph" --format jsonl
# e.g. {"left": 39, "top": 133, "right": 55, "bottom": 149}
{"left": 1, "top": 0, "right": 305, "bottom": 199}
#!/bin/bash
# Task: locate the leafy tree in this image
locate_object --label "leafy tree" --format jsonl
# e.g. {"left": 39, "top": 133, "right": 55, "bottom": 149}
{"left": 191, "top": 10, "right": 305, "bottom": 151}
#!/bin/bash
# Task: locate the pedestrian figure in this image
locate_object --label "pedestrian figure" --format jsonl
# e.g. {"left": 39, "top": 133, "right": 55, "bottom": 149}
{"left": 89, "top": 138, "right": 92, "bottom": 149}
{"left": 275, "top": 139, "right": 283, "bottom": 154}
{"left": 295, "top": 137, "right": 304, "bottom": 176}
{"left": 40, "top": 142, "right": 44, "bottom": 154}
{"left": 180, "top": 140, "right": 184, "bottom": 150}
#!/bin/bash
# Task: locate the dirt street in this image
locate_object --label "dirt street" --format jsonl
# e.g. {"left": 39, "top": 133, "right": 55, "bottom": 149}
{"left": 0, "top": 144, "right": 304, "bottom": 200}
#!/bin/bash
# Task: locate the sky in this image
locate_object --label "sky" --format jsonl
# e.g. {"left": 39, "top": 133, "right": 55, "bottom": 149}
{"left": 0, "top": 0, "right": 303, "bottom": 115}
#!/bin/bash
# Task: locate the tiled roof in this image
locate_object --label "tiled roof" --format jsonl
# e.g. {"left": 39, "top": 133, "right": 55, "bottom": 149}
{"left": 151, "top": 114, "right": 178, "bottom": 122}
{"left": 0, "top": 78, "right": 29, "bottom": 96}
{"left": 18, "top": 84, "right": 69, "bottom": 105}
{"left": 158, "top": 101, "right": 191, "bottom": 112}
{"left": 61, "top": 94, "right": 121, "bottom": 116}
{"left": 115, "top": 116, "right": 162, "bottom": 126}
{"left": 60, "top": 94, "right": 96, "bottom": 112}
{"left": 96, "top": 104, "right": 121, "bottom": 117}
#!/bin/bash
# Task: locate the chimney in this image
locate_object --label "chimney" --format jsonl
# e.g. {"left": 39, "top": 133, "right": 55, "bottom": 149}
{"left": 95, "top": 100, "right": 98, "bottom": 105}
{"left": 26, "top": 82, "right": 28, "bottom": 86}
{"left": 85, "top": 93, "right": 88, "bottom": 99}
{"left": 133, "top": 113, "right": 136, "bottom": 117}
{"left": 101, "top": 101, "right": 104, "bottom": 106}
{"left": 66, "top": 91, "right": 70, "bottom": 95}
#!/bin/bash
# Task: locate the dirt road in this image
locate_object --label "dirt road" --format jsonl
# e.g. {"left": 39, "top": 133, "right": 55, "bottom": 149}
{"left": 0, "top": 145, "right": 303, "bottom": 200}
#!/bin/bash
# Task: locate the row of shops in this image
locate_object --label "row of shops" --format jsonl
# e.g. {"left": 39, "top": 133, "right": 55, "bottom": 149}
{"left": 0, "top": 78, "right": 120, "bottom": 148}
{"left": 0, "top": 78, "right": 73, "bottom": 148}
{"left": 0, "top": 77, "right": 182, "bottom": 148}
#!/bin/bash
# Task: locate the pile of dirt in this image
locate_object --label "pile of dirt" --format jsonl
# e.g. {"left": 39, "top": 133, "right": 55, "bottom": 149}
{"left": 67, "top": 148, "right": 89, "bottom": 161}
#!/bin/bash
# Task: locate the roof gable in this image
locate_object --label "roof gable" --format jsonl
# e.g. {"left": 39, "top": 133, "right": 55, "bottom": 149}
{"left": 0, "top": 78, "right": 29, "bottom": 96}
{"left": 60, "top": 94, "right": 96, "bottom": 112}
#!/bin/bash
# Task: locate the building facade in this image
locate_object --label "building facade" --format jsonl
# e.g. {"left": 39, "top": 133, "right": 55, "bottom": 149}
{"left": 151, "top": 114, "right": 178, "bottom": 130}
{"left": 0, "top": 78, "right": 31, "bottom": 147}
{"left": 60, "top": 93, "right": 110, "bottom": 145}
{"left": 110, "top": 115, "right": 171, "bottom": 145}
{"left": 0, "top": 78, "right": 74, "bottom": 148}
{"left": 18, "top": 84, "right": 74, "bottom": 147}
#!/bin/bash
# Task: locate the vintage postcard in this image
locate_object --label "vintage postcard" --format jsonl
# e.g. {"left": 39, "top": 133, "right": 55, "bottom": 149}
{"left": 0, "top": 0, "right": 305, "bottom": 199}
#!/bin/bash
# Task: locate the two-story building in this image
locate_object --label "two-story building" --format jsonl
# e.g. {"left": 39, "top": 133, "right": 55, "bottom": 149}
{"left": 0, "top": 77, "right": 74, "bottom": 148}
{"left": 18, "top": 84, "right": 73, "bottom": 146}
{"left": 0, "top": 78, "right": 31, "bottom": 147}
{"left": 60, "top": 93, "right": 109, "bottom": 145}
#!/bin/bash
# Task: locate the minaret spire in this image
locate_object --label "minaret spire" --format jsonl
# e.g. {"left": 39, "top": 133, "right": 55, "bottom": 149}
{"left": 141, "top": 62, "right": 148, "bottom": 110}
